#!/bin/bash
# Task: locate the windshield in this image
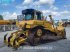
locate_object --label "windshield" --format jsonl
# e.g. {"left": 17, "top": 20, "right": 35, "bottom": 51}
{"left": 24, "top": 14, "right": 32, "bottom": 20}
{"left": 22, "top": 12, "right": 43, "bottom": 20}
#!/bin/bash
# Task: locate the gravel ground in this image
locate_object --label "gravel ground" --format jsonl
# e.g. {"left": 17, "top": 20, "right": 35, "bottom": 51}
{"left": 0, "top": 27, "right": 70, "bottom": 52}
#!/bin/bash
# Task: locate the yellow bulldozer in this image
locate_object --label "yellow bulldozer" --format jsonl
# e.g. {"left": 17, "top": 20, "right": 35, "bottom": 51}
{"left": 4, "top": 9, "right": 66, "bottom": 49}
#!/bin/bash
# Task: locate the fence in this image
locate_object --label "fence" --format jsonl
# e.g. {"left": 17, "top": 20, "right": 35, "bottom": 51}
{"left": 0, "top": 25, "right": 17, "bottom": 32}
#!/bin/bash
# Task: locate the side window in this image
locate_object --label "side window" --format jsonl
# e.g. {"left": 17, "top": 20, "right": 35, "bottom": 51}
{"left": 37, "top": 13, "right": 42, "bottom": 20}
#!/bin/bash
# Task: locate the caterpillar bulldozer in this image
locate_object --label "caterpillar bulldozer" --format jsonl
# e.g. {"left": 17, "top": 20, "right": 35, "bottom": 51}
{"left": 4, "top": 9, "right": 66, "bottom": 49}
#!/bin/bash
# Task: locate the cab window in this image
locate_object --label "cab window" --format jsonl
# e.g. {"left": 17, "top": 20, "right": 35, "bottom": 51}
{"left": 36, "top": 13, "right": 43, "bottom": 20}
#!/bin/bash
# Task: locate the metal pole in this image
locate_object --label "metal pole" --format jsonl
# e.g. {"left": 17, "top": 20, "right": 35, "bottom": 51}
{"left": 3, "top": 25, "right": 5, "bottom": 31}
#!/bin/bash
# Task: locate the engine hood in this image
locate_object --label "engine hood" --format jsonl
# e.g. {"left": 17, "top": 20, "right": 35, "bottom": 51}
{"left": 18, "top": 20, "right": 35, "bottom": 28}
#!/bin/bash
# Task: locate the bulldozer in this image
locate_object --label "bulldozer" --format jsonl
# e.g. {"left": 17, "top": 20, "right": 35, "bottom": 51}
{"left": 4, "top": 9, "right": 66, "bottom": 49}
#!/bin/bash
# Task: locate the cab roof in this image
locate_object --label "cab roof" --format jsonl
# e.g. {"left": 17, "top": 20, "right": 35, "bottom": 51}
{"left": 22, "top": 9, "right": 42, "bottom": 14}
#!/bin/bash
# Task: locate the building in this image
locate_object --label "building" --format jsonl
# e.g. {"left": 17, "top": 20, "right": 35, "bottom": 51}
{"left": 61, "top": 19, "right": 70, "bottom": 27}
{"left": 61, "top": 19, "right": 68, "bottom": 23}
{"left": 17, "top": 15, "right": 24, "bottom": 21}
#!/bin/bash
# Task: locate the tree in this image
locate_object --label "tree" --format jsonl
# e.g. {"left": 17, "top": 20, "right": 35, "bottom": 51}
{"left": 0, "top": 15, "right": 3, "bottom": 20}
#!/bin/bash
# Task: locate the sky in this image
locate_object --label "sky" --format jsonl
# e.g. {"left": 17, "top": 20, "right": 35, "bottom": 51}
{"left": 0, "top": 0, "right": 70, "bottom": 20}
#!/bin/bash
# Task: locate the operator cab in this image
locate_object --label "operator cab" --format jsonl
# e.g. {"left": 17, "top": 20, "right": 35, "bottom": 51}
{"left": 22, "top": 9, "right": 43, "bottom": 20}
